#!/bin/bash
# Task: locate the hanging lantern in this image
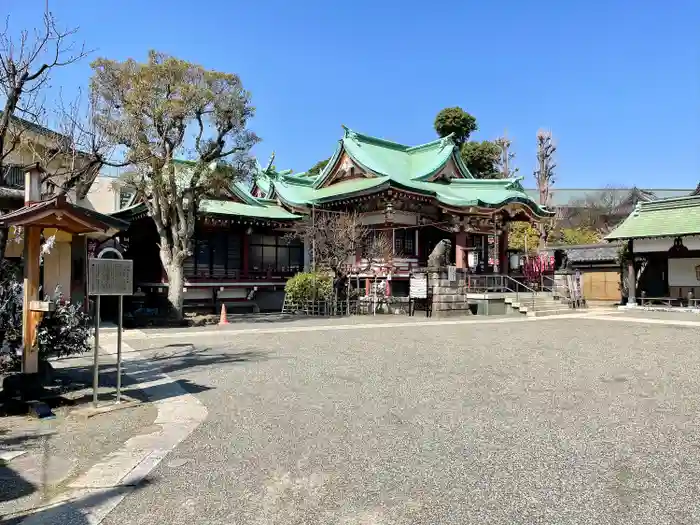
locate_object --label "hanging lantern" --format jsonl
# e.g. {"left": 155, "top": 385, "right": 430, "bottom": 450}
{"left": 669, "top": 237, "right": 689, "bottom": 258}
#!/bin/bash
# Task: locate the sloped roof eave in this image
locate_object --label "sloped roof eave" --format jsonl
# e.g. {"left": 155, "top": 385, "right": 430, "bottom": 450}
{"left": 313, "top": 181, "right": 392, "bottom": 204}
{"left": 606, "top": 228, "right": 700, "bottom": 241}
{"left": 312, "top": 140, "right": 346, "bottom": 189}
{"left": 605, "top": 195, "right": 700, "bottom": 240}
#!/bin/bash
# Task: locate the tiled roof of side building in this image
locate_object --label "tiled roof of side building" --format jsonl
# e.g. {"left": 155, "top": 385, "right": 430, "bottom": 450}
{"left": 546, "top": 242, "right": 622, "bottom": 263}
{"left": 198, "top": 199, "right": 300, "bottom": 220}
{"left": 606, "top": 195, "right": 700, "bottom": 240}
{"left": 112, "top": 196, "right": 301, "bottom": 221}
{"left": 0, "top": 111, "right": 69, "bottom": 142}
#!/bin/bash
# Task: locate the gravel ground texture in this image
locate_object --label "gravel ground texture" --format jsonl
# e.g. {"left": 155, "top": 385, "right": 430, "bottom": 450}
{"left": 98, "top": 316, "right": 700, "bottom": 525}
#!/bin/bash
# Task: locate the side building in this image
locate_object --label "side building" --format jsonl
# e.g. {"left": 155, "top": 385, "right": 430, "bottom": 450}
{"left": 606, "top": 195, "right": 700, "bottom": 304}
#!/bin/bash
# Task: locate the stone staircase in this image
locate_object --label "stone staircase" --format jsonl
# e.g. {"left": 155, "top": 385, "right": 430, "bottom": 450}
{"left": 505, "top": 291, "right": 583, "bottom": 317}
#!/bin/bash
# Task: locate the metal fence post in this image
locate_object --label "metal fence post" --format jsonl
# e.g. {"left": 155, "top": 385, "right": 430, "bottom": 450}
{"left": 116, "top": 295, "right": 123, "bottom": 403}
{"left": 92, "top": 295, "right": 100, "bottom": 408}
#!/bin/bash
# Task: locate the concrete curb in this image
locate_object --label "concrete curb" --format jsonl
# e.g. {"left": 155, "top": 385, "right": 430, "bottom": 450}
{"left": 16, "top": 339, "right": 208, "bottom": 525}
{"left": 126, "top": 310, "right": 623, "bottom": 340}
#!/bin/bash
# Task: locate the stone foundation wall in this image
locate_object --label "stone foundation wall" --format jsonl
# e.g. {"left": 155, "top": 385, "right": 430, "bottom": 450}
{"left": 428, "top": 269, "right": 472, "bottom": 317}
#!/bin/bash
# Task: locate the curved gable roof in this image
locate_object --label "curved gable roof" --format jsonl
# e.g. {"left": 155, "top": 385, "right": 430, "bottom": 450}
{"left": 313, "top": 127, "right": 473, "bottom": 189}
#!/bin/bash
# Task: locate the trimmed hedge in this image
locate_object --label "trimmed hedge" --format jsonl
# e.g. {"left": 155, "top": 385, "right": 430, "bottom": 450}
{"left": 284, "top": 272, "right": 333, "bottom": 305}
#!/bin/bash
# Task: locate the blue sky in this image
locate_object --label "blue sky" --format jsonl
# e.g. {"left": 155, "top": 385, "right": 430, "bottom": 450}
{"left": 7, "top": 0, "right": 700, "bottom": 188}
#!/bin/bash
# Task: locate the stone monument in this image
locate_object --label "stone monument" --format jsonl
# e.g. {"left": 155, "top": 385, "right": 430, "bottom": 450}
{"left": 424, "top": 239, "right": 472, "bottom": 317}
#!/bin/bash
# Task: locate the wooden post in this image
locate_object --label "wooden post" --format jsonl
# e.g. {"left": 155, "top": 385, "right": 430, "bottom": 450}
{"left": 455, "top": 231, "right": 468, "bottom": 269}
{"left": 242, "top": 233, "right": 250, "bottom": 277}
{"left": 21, "top": 165, "right": 44, "bottom": 375}
{"left": 627, "top": 239, "right": 637, "bottom": 306}
{"left": 22, "top": 225, "right": 41, "bottom": 374}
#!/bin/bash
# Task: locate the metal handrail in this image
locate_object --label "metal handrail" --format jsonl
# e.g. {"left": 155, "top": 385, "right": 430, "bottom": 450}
{"left": 638, "top": 295, "right": 700, "bottom": 308}
{"left": 466, "top": 274, "right": 538, "bottom": 313}
{"left": 501, "top": 274, "right": 538, "bottom": 312}
{"left": 541, "top": 274, "right": 566, "bottom": 297}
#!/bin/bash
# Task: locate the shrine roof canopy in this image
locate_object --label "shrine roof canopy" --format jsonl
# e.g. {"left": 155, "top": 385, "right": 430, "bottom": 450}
{"left": 113, "top": 196, "right": 300, "bottom": 222}
{"left": 0, "top": 195, "right": 129, "bottom": 234}
{"left": 606, "top": 195, "right": 700, "bottom": 240}
{"left": 252, "top": 127, "right": 553, "bottom": 219}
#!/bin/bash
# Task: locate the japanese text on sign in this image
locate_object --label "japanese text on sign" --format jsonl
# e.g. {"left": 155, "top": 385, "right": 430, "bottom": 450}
{"left": 88, "top": 259, "right": 134, "bottom": 296}
{"left": 447, "top": 265, "right": 457, "bottom": 283}
{"left": 410, "top": 273, "right": 428, "bottom": 299}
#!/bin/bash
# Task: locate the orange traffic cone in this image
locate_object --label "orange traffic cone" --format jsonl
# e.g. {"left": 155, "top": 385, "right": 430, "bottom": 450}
{"left": 219, "top": 304, "right": 228, "bottom": 325}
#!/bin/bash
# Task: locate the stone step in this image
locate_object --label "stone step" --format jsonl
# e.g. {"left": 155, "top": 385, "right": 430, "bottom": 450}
{"left": 528, "top": 308, "right": 587, "bottom": 317}
{"left": 510, "top": 301, "right": 567, "bottom": 310}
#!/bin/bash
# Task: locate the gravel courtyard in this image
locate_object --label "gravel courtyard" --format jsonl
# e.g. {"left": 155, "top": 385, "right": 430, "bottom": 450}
{"left": 102, "top": 316, "right": 700, "bottom": 525}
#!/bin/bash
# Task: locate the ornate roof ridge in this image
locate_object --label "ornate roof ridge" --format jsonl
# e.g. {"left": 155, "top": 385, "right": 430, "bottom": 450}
{"left": 449, "top": 176, "right": 520, "bottom": 185}
{"left": 636, "top": 194, "right": 700, "bottom": 211}
{"left": 405, "top": 135, "right": 455, "bottom": 153}
{"left": 341, "top": 125, "right": 455, "bottom": 153}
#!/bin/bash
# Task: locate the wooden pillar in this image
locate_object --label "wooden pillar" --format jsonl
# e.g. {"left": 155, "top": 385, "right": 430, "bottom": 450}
{"left": 22, "top": 226, "right": 41, "bottom": 374}
{"left": 242, "top": 233, "right": 250, "bottom": 277}
{"left": 21, "top": 165, "right": 44, "bottom": 375}
{"left": 499, "top": 228, "right": 509, "bottom": 274}
{"left": 455, "top": 231, "right": 468, "bottom": 268}
{"left": 627, "top": 239, "right": 637, "bottom": 306}
{"left": 493, "top": 229, "right": 500, "bottom": 274}
{"left": 414, "top": 229, "right": 419, "bottom": 259}
{"left": 481, "top": 236, "right": 489, "bottom": 271}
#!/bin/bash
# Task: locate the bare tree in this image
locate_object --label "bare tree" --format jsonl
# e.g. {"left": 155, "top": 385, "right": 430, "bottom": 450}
{"left": 0, "top": 9, "right": 89, "bottom": 261}
{"left": 288, "top": 210, "right": 394, "bottom": 278}
{"left": 533, "top": 129, "right": 557, "bottom": 247}
{"left": 494, "top": 133, "right": 518, "bottom": 178}
{"left": 565, "top": 187, "right": 643, "bottom": 236}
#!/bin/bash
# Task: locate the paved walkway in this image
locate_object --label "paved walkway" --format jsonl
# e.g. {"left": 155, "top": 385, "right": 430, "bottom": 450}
{"left": 1, "top": 336, "right": 207, "bottom": 524}
{"left": 0, "top": 356, "right": 158, "bottom": 521}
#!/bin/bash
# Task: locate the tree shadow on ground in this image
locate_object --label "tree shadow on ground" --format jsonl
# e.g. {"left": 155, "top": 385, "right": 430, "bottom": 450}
{"left": 45, "top": 346, "right": 268, "bottom": 406}
{"left": 0, "top": 429, "right": 39, "bottom": 506}
{"left": 140, "top": 312, "right": 349, "bottom": 332}
{"left": 0, "top": 429, "right": 44, "bottom": 450}
{"left": 1, "top": 344, "right": 265, "bottom": 416}
{"left": 0, "top": 476, "right": 155, "bottom": 524}
{"left": 0, "top": 462, "right": 36, "bottom": 506}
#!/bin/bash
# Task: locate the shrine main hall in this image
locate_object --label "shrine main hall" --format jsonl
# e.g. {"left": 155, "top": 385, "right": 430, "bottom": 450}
{"left": 116, "top": 127, "right": 552, "bottom": 308}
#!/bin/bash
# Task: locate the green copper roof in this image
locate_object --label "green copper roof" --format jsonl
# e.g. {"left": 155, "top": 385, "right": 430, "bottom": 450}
{"left": 258, "top": 128, "right": 552, "bottom": 218}
{"left": 312, "top": 127, "right": 471, "bottom": 187}
{"left": 112, "top": 198, "right": 300, "bottom": 221}
{"left": 199, "top": 199, "right": 300, "bottom": 220}
{"left": 112, "top": 157, "right": 300, "bottom": 222}
{"left": 606, "top": 195, "right": 700, "bottom": 240}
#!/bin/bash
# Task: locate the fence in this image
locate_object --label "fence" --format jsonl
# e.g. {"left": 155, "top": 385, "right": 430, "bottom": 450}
{"left": 281, "top": 295, "right": 411, "bottom": 317}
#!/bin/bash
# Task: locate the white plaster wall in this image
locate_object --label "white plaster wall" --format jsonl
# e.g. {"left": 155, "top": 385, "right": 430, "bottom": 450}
{"left": 76, "top": 175, "right": 130, "bottom": 213}
{"left": 43, "top": 242, "right": 72, "bottom": 299}
{"left": 634, "top": 236, "right": 700, "bottom": 252}
{"left": 668, "top": 258, "right": 700, "bottom": 287}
